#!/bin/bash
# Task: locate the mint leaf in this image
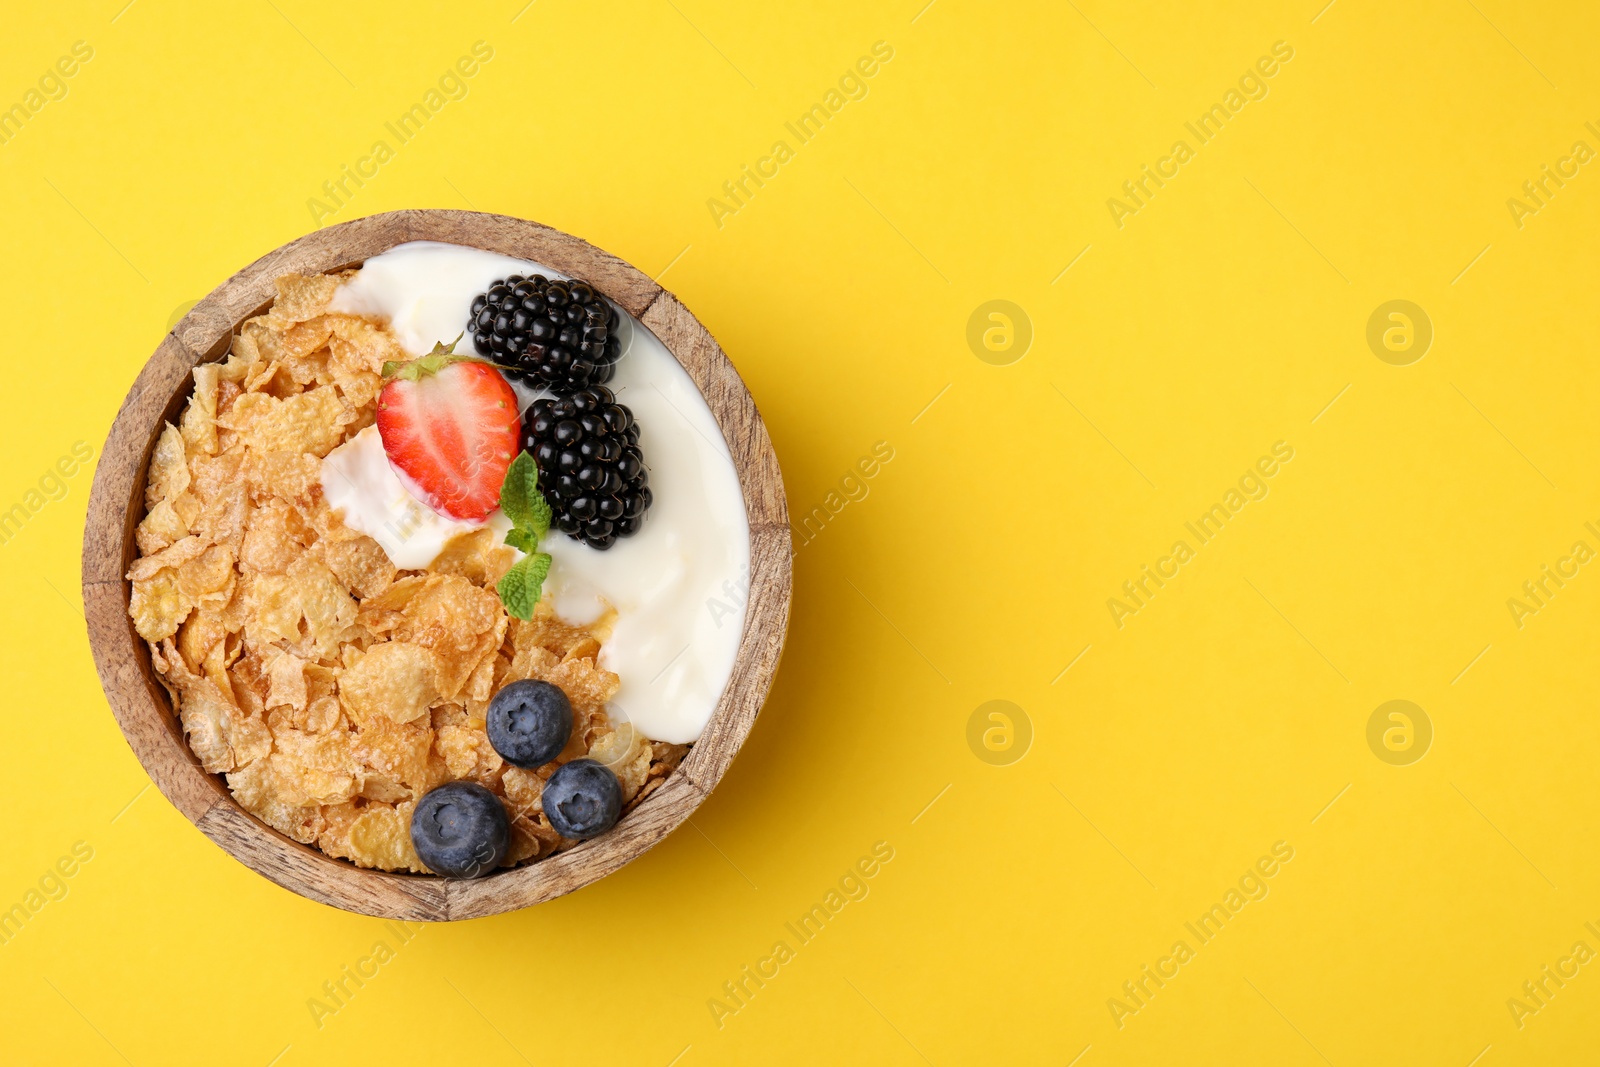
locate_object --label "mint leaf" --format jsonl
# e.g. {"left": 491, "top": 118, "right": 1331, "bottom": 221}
{"left": 527, "top": 494, "right": 552, "bottom": 541}
{"left": 497, "top": 451, "right": 538, "bottom": 526}
{"left": 494, "top": 450, "right": 556, "bottom": 619}
{"left": 496, "top": 552, "right": 552, "bottom": 621}
{"left": 498, "top": 451, "right": 552, "bottom": 540}
{"left": 503, "top": 526, "right": 539, "bottom": 554}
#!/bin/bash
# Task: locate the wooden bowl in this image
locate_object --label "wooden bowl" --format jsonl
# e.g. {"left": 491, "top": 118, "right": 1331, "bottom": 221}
{"left": 81, "top": 210, "right": 791, "bottom": 920}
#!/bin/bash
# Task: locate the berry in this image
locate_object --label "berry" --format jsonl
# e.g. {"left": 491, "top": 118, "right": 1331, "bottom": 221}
{"left": 410, "top": 781, "right": 509, "bottom": 878}
{"left": 468, "top": 275, "right": 621, "bottom": 393}
{"left": 376, "top": 348, "right": 520, "bottom": 522}
{"left": 522, "top": 385, "right": 651, "bottom": 550}
{"left": 486, "top": 679, "right": 572, "bottom": 769}
{"left": 542, "top": 759, "right": 623, "bottom": 839}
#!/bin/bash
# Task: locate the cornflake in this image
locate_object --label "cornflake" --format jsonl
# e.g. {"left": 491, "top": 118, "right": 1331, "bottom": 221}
{"left": 125, "top": 271, "right": 689, "bottom": 874}
{"left": 340, "top": 641, "right": 442, "bottom": 725}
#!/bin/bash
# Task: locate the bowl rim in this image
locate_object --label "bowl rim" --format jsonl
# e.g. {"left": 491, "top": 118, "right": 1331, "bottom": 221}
{"left": 81, "top": 209, "right": 792, "bottom": 921}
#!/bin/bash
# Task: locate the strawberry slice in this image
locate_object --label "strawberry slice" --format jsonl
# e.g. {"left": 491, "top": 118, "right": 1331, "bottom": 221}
{"left": 376, "top": 343, "right": 521, "bottom": 522}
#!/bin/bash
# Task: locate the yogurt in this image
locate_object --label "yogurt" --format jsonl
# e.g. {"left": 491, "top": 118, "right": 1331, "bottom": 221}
{"left": 323, "top": 242, "right": 750, "bottom": 744}
{"left": 322, "top": 425, "right": 511, "bottom": 570}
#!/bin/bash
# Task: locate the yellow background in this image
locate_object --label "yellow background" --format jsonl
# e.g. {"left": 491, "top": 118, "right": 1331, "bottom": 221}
{"left": 1, "top": 0, "right": 1597, "bottom": 1063}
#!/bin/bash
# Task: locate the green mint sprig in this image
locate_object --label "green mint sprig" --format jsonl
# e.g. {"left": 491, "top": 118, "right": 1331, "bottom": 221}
{"left": 497, "top": 552, "right": 551, "bottom": 621}
{"left": 495, "top": 451, "right": 555, "bottom": 621}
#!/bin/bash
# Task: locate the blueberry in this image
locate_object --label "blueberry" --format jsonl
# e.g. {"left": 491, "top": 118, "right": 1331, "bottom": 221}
{"left": 543, "top": 759, "right": 623, "bottom": 839}
{"left": 486, "top": 679, "right": 572, "bottom": 769}
{"left": 409, "top": 782, "right": 509, "bottom": 878}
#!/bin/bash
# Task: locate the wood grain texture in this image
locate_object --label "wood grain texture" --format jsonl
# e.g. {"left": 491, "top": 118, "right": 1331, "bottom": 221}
{"left": 445, "top": 773, "right": 705, "bottom": 920}
{"left": 196, "top": 803, "right": 450, "bottom": 922}
{"left": 81, "top": 210, "right": 792, "bottom": 921}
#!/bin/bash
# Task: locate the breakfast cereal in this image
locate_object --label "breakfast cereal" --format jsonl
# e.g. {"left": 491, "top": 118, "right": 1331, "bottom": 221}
{"left": 128, "top": 272, "right": 686, "bottom": 874}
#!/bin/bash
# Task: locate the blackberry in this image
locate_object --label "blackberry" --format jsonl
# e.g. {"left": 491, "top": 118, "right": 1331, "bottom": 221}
{"left": 522, "top": 386, "right": 651, "bottom": 550}
{"left": 468, "top": 274, "right": 620, "bottom": 393}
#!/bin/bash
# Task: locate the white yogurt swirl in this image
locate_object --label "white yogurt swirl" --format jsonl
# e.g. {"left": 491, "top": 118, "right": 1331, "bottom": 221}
{"left": 322, "top": 242, "right": 750, "bottom": 743}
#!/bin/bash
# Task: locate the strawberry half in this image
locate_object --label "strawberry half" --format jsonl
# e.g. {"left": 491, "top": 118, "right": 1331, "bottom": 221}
{"left": 375, "top": 342, "right": 521, "bottom": 522}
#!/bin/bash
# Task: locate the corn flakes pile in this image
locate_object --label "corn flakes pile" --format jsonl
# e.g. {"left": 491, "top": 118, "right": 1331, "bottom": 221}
{"left": 128, "top": 273, "right": 687, "bottom": 873}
